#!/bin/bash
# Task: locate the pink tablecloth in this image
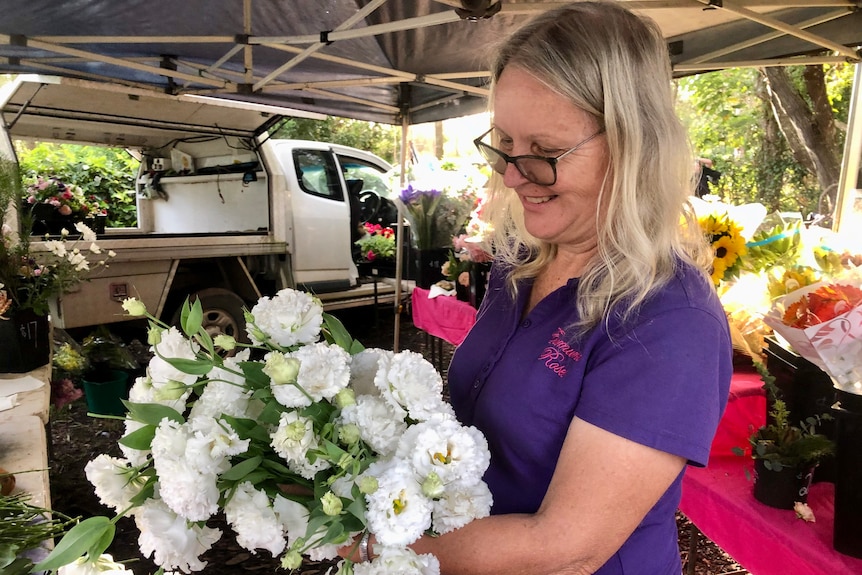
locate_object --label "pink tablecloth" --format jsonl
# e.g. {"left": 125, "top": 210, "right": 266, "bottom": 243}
{"left": 680, "top": 369, "right": 862, "bottom": 575}
{"left": 410, "top": 288, "right": 477, "bottom": 346}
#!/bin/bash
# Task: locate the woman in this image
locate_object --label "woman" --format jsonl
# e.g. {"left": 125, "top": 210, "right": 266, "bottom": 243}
{"left": 351, "top": 2, "right": 732, "bottom": 573}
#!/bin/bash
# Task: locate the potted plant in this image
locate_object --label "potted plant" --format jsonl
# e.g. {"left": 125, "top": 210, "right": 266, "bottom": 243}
{"left": 734, "top": 361, "right": 835, "bottom": 509}
{"left": 79, "top": 326, "right": 139, "bottom": 416}
{"left": 1, "top": 158, "right": 115, "bottom": 373}
{"left": 355, "top": 222, "right": 397, "bottom": 276}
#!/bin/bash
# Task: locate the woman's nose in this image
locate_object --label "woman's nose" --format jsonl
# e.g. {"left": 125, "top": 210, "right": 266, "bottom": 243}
{"left": 502, "top": 161, "right": 529, "bottom": 188}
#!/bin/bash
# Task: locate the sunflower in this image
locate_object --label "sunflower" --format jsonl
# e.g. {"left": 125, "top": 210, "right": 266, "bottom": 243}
{"left": 700, "top": 212, "right": 747, "bottom": 286}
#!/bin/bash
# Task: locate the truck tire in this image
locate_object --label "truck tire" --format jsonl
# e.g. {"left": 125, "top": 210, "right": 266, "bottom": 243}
{"left": 173, "top": 288, "right": 249, "bottom": 344}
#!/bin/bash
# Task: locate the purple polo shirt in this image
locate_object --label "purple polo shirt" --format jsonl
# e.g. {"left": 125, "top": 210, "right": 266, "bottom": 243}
{"left": 448, "top": 260, "right": 732, "bottom": 575}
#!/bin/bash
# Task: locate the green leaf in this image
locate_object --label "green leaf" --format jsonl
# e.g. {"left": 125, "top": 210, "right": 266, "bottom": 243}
{"left": 117, "top": 424, "right": 156, "bottom": 450}
{"left": 322, "top": 313, "right": 359, "bottom": 353}
{"left": 345, "top": 497, "right": 367, "bottom": 524}
{"left": 33, "top": 516, "right": 114, "bottom": 572}
{"left": 220, "top": 456, "right": 264, "bottom": 482}
{"left": 1, "top": 556, "right": 34, "bottom": 575}
{"left": 161, "top": 356, "right": 213, "bottom": 376}
{"left": 125, "top": 402, "right": 184, "bottom": 426}
{"left": 221, "top": 415, "right": 271, "bottom": 443}
{"left": 240, "top": 361, "right": 270, "bottom": 388}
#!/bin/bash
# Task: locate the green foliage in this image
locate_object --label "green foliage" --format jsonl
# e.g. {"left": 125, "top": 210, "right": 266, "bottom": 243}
{"left": 273, "top": 117, "right": 398, "bottom": 164}
{"left": 16, "top": 142, "right": 140, "bottom": 227}
{"left": 732, "top": 362, "right": 835, "bottom": 472}
{"left": 678, "top": 64, "right": 852, "bottom": 217}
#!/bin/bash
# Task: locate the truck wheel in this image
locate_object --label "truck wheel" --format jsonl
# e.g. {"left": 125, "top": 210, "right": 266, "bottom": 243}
{"left": 174, "top": 288, "right": 249, "bottom": 344}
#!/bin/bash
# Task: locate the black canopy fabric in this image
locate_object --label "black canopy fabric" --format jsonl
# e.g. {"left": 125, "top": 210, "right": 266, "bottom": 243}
{"left": 1, "top": 1, "right": 861, "bottom": 125}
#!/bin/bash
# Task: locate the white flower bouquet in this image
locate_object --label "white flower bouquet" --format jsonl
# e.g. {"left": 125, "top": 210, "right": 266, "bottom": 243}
{"left": 37, "top": 289, "right": 492, "bottom": 575}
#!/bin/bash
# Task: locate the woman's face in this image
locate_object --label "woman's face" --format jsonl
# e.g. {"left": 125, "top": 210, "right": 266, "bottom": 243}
{"left": 492, "top": 66, "right": 609, "bottom": 251}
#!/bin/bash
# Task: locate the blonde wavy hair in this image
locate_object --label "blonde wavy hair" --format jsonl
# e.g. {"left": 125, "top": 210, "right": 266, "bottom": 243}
{"left": 483, "top": 0, "right": 712, "bottom": 336}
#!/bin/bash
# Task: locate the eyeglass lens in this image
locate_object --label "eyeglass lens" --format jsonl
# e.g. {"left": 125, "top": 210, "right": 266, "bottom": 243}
{"left": 477, "top": 144, "right": 556, "bottom": 185}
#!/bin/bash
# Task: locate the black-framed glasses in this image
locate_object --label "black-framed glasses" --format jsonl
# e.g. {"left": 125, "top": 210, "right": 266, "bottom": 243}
{"left": 473, "top": 127, "right": 605, "bottom": 185}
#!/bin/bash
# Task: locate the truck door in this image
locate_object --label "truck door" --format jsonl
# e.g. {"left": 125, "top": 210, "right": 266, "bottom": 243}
{"left": 285, "top": 145, "right": 353, "bottom": 289}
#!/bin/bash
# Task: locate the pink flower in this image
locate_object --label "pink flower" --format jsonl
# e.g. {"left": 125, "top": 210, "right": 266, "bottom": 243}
{"left": 366, "top": 250, "right": 376, "bottom": 262}
{"left": 458, "top": 271, "right": 470, "bottom": 287}
{"left": 58, "top": 204, "right": 73, "bottom": 216}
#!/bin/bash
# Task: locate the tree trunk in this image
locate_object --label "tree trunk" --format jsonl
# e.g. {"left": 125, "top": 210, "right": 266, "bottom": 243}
{"left": 762, "top": 66, "right": 842, "bottom": 218}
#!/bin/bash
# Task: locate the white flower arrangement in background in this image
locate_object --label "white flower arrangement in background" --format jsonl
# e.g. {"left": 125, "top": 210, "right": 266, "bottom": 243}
{"left": 37, "top": 288, "right": 492, "bottom": 575}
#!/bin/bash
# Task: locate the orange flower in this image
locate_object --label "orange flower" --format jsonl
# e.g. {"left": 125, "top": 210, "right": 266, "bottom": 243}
{"left": 782, "top": 283, "right": 862, "bottom": 328}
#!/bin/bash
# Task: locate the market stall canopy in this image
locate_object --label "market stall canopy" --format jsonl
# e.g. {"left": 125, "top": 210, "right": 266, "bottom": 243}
{"left": 1, "top": 1, "right": 861, "bottom": 125}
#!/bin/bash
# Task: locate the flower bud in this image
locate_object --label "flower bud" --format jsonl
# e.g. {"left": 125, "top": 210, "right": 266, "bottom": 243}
{"left": 334, "top": 388, "right": 356, "bottom": 409}
{"left": 153, "top": 380, "right": 187, "bottom": 401}
{"left": 281, "top": 549, "right": 303, "bottom": 570}
{"left": 358, "top": 476, "right": 378, "bottom": 495}
{"left": 321, "top": 491, "right": 343, "bottom": 516}
{"left": 214, "top": 334, "right": 236, "bottom": 351}
{"left": 122, "top": 297, "right": 148, "bottom": 316}
{"left": 147, "top": 326, "right": 163, "bottom": 346}
{"left": 264, "top": 353, "right": 301, "bottom": 385}
{"left": 338, "top": 423, "right": 360, "bottom": 446}
{"left": 421, "top": 471, "right": 445, "bottom": 499}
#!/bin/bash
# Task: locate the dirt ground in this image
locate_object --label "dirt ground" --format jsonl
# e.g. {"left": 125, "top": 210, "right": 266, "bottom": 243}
{"left": 47, "top": 304, "right": 749, "bottom": 574}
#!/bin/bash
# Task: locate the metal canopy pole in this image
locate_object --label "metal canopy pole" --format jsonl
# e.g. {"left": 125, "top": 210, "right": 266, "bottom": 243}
{"left": 393, "top": 104, "right": 410, "bottom": 352}
{"left": 833, "top": 62, "right": 862, "bottom": 233}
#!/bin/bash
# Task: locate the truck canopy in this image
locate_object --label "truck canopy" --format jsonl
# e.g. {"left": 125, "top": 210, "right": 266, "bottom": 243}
{"left": 0, "top": 75, "right": 322, "bottom": 150}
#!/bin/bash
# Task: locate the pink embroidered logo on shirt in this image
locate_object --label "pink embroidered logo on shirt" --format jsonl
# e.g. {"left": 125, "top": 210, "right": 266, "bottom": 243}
{"left": 538, "top": 327, "right": 582, "bottom": 377}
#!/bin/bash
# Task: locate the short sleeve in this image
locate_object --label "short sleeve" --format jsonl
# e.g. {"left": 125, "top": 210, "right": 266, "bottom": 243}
{"left": 575, "top": 306, "right": 732, "bottom": 466}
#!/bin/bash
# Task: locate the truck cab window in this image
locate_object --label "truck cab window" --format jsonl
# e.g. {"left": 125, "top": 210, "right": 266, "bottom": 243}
{"left": 294, "top": 150, "right": 343, "bottom": 201}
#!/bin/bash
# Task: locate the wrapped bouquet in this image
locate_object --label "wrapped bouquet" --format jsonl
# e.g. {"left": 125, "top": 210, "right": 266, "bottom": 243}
{"left": 764, "top": 268, "right": 862, "bottom": 394}
{"left": 38, "top": 289, "right": 492, "bottom": 575}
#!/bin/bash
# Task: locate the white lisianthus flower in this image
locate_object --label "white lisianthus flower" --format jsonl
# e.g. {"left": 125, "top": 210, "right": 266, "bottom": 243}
{"left": 151, "top": 420, "right": 220, "bottom": 521}
{"left": 376, "top": 350, "right": 450, "bottom": 422}
{"left": 58, "top": 553, "right": 128, "bottom": 575}
{"left": 272, "top": 494, "right": 310, "bottom": 548}
{"left": 85, "top": 454, "right": 145, "bottom": 513}
{"left": 431, "top": 480, "right": 493, "bottom": 534}
{"left": 224, "top": 482, "right": 287, "bottom": 555}
{"left": 353, "top": 545, "right": 441, "bottom": 575}
{"left": 364, "top": 460, "right": 432, "bottom": 547}
{"left": 396, "top": 414, "right": 490, "bottom": 486}
{"left": 188, "top": 363, "right": 252, "bottom": 420}
{"left": 135, "top": 498, "right": 221, "bottom": 573}
{"left": 290, "top": 342, "right": 351, "bottom": 402}
{"left": 149, "top": 326, "right": 206, "bottom": 387}
{"left": 349, "top": 348, "right": 393, "bottom": 396}
{"left": 186, "top": 416, "right": 250, "bottom": 474}
{"left": 246, "top": 289, "right": 323, "bottom": 348}
{"left": 271, "top": 411, "right": 331, "bottom": 479}
{"left": 338, "top": 395, "right": 407, "bottom": 457}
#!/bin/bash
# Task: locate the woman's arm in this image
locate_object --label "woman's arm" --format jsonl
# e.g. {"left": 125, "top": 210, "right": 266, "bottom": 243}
{"left": 408, "top": 417, "right": 686, "bottom": 575}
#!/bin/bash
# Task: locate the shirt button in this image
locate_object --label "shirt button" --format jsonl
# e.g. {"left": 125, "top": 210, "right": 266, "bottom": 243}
{"left": 473, "top": 378, "right": 481, "bottom": 389}
{"left": 521, "top": 319, "right": 531, "bottom": 328}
